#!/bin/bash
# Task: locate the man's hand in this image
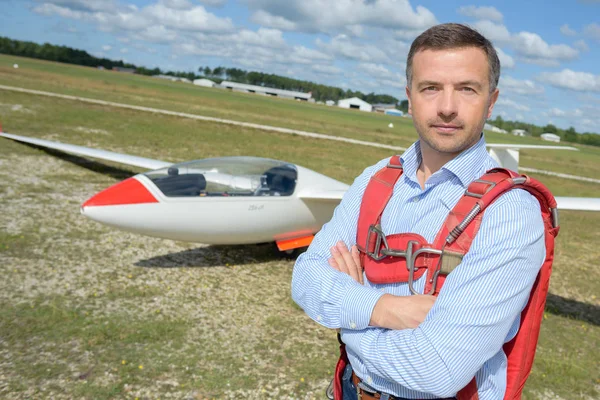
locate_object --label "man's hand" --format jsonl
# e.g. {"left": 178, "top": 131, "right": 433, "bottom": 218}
{"left": 328, "top": 241, "right": 363, "bottom": 284}
{"left": 370, "top": 294, "right": 437, "bottom": 330}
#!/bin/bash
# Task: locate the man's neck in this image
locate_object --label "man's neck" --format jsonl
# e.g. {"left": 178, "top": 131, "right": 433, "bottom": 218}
{"left": 416, "top": 142, "right": 459, "bottom": 189}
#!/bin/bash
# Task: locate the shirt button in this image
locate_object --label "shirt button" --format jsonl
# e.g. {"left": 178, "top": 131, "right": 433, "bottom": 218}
{"left": 350, "top": 322, "right": 357, "bottom": 329}
{"left": 412, "top": 197, "right": 420, "bottom": 203}
{"left": 316, "top": 315, "right": 322, "bottom": 322}
{"left": 367, "top": 376, "right": 373, "bottom": 384}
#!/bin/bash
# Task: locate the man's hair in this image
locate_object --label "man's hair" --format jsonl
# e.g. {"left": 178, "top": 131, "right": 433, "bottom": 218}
{"left": 406, "top": 23, "right": 501, "bottom": 92}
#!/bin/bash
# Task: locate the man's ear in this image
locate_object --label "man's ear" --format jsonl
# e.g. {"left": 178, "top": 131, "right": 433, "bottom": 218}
{"left": 405, "top": 86, "right": 412, "bottom": 115}
{"left": 487, "top": 88, "right": 499, "bottom": 119}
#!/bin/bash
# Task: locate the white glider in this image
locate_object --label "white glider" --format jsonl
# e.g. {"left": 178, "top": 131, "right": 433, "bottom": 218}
{"left": 2, "top": 132, "right": 599, "bottom": 254}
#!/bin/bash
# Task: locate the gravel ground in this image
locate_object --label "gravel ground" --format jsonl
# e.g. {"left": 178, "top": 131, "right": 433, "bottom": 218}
{"left": 0, "top": 149, "right": 335, "bottom": 399}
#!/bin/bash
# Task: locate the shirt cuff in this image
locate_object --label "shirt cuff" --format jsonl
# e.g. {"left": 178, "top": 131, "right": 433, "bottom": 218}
{"left": 339, "top": 283, "right": 385, "bottom": 330}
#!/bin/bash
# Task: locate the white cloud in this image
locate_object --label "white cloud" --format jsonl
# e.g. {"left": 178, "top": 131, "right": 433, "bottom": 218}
{"left": 357, "top": 63, "right": 392, "bottom": 77}
{"left": 250, "top": 10, "right": 297, "bottom": 30}
{"left": 120, "top": 47, "right": 128, "bottom": 53}
{"left": 574, "top": 39, "right": 589, "bottom": 52}
{"left": 198, "top": 0, "right": 228, "bottom": 6}
{"left": 316, "top": 35, "right": 391, "bottom": 63}
{"left": 511, "top": 32, "right": 579, "bottom": 65}
{"left": 143, "top": 3, "right": 234, "bottom": 32}
{"left": 583, "top": 23, "right": 600, "bottom": 42}
{"left": 457, "top": 6, "right": 503, "bottom": 22}
{"left": 311, "top": 64, "right": 342, "bottom": 75}
{"left": 496, "top": 98, "right": 530, "bottom": 111}
{"left": 230, "top": 28, "right": 287, "bottom": 49}
{"left": 499, "top": 76, "right": 544, "bottom": 95}
{"left": 159, "top": 0, "right": 193, "bottom": 9}
{"left": 245, "top": 0, "right": 437, "bottom": 34}
{"left": 495, "top": 47, "right": 515, "bottom": 69}
{"left": 394, "top": 28, "right": 426, "bottom": 41}
{"left": 37, "top": 0, "right": 123, "bottom": 13}
{"left": 34, "top": 1, "right": 235, "bottom": 34}
{"left": 133, "top": 25, "right": 178, "bottom": 44}
{"left": 101, "top": 44, "right": 112, "bottom": 51}
{"left": 537, "top": 69, "right": 600, "bottom": 92}
{"left": 546, "top": 107, "right": 585, "bottom": 119}
{"left": 472, "top": 20, "right": 511, "bottom": 44}
{"left": 560, "top": 24, "right": 576, "bottom": 36}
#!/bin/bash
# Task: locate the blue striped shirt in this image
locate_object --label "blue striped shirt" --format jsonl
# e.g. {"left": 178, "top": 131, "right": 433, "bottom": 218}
{"left": 291, "top": 135, "right": 545, "bottom": 399}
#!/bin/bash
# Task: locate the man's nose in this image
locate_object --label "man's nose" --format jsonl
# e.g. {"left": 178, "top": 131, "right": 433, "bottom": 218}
{"left": 438, "top": 89, "right": 458, "bottom": 119}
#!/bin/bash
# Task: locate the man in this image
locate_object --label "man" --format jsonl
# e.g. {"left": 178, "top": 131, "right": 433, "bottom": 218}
{"left": 291, "top": 23, "right": 545, "bottom": 399}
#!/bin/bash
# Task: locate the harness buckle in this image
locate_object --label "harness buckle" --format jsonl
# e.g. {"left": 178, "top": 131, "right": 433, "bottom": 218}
{"left": 408, "top": 247, "right": 443, "bottom": 295}
{"left": 465, "top": 178, "right": 497, "bottom": 198}
{"left": 365, "top": 224, "right": 389, "bottom": 261}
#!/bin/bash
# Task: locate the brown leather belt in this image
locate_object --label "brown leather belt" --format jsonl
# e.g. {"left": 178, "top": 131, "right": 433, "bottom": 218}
{"left": 352, "top": 371, "right": 394, "bottom": 400}
{"left": 351, "top": 372, "right": 457, "bottom": 400}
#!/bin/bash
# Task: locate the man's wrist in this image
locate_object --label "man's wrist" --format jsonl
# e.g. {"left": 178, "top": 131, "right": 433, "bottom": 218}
{"left": 370, "top": 294, "right": 393, "bottom": 328}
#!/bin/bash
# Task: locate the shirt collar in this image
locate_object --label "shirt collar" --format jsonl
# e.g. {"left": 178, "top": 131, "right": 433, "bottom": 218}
{"left": 399, "top": 134, "right": 489, "bottom": 188}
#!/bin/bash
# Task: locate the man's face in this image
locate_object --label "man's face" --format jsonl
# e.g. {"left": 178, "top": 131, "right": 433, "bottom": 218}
{"left": 406, "top": 47, "right": 499, "bottom": 156}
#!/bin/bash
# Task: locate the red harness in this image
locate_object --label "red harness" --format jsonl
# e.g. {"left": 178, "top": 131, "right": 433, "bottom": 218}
{"left": 333, "top": 156, "right": 559, "bottom": 400}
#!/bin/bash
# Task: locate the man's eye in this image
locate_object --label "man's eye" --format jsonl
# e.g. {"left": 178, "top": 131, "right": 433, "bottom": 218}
{"left": 461, "top": 87, "right": 475, "bottom": 92}
{"left": 424, "top": 86, "right": 437, "bottom": 91}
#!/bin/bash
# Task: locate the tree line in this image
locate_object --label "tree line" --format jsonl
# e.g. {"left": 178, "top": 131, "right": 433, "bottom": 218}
{"left": 1, "top": 36, "right": 598, "bottom": 146}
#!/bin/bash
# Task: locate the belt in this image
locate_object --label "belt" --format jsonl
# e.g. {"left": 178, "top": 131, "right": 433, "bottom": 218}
{"left": 351, "top": 372, "right": 457, "bottom": 400}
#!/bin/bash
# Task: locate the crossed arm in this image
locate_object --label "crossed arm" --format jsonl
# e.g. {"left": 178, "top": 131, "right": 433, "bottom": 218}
{"left": 328, "top": 241, "right": 436, "bottom": 330}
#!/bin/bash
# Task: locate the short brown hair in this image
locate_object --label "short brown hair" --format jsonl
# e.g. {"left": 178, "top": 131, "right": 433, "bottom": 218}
{"left": 406, "top": 23, "right": 501, "bottom": 92}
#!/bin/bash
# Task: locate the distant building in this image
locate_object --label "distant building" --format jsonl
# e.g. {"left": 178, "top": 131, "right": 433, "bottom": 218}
{"left": 325, "top": 100, "right": 335, "bottom": 106}
{"left": 112, "top": 67, "right": 135, "bottom": 74}
{"left": 384, "top": 109, "right": 404, "bottom": 117}
{"left": 373, "top": 103, "right": 397, "bottom": 113}
{"left": 484, "top": 123, "right": 508, "bottom": 134}
{"left": 219, "top": 81, "right": 311, "bottom": 101}
{"left": 541, "top": 133, "right": 561, "bottom": 143}
{"left": 193, "top": 78, "right": 216, "bottom": 87}
{"left": 154, "top": 74, "right": 191, "bottom": 83}
{"left": 511, "top": 129, "right": 528, "bottom": 137}
{"left": 338, "top": 97, "right": 373, "bottom": 112}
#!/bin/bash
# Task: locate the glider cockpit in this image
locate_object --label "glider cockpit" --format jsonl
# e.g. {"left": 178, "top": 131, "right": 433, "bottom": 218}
{"left": 144, "top": 157, "right": 298, "bottom": 197}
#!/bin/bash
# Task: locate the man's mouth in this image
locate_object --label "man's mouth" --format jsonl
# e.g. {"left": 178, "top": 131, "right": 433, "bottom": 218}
{"left": 431, "top": 124, "right": 462, "bottom": 133}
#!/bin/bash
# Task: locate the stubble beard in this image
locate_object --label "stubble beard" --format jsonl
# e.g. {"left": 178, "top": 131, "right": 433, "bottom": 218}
{"left": 415, "top": 117, "right": 483, "bottom": 156}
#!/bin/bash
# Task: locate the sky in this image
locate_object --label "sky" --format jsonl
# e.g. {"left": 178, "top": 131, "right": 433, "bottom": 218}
{"left": 1, "top": 0, "right": 600, "bottom": 134}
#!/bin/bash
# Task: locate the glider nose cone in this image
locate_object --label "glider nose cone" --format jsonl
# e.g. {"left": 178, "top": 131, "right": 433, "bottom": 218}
{"left": 81, "top": 177, "right": 158, "bottom": 211}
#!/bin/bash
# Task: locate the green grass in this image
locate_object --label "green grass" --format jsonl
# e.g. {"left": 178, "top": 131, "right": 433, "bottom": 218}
{"left": 0, "top": 55, "right": 598, "bottom": 399}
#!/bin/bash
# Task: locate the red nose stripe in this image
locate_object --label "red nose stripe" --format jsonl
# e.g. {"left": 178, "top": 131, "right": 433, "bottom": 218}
{"left": 83, "top": 178, "right": 158, "bottom": 207}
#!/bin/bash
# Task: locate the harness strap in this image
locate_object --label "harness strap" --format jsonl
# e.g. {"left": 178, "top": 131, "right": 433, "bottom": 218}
{"left": 356, "top": 156, "right": 403, "bottom": 255}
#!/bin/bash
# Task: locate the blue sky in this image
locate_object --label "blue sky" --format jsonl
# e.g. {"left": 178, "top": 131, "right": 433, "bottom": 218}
{"left": 1, "top": 0, "right": 599, "bottom": 134}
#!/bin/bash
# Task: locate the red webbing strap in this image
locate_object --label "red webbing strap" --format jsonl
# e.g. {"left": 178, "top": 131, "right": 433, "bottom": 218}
{"left": 334, "top": 333, "right": 349, "bottom": 400}
{"left": 501, "top": 177, "right": 558, "bottom": 400}
{"left": 424, "top": 168, "right": 558, "bottom": 400}
{"left": 356, "top": 156, "right": 404, "bottom": 254}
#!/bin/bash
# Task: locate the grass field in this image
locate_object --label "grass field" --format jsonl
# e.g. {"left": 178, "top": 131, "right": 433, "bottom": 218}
{"left": 0, "top": 54, "right": 599, "bottom": 399}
